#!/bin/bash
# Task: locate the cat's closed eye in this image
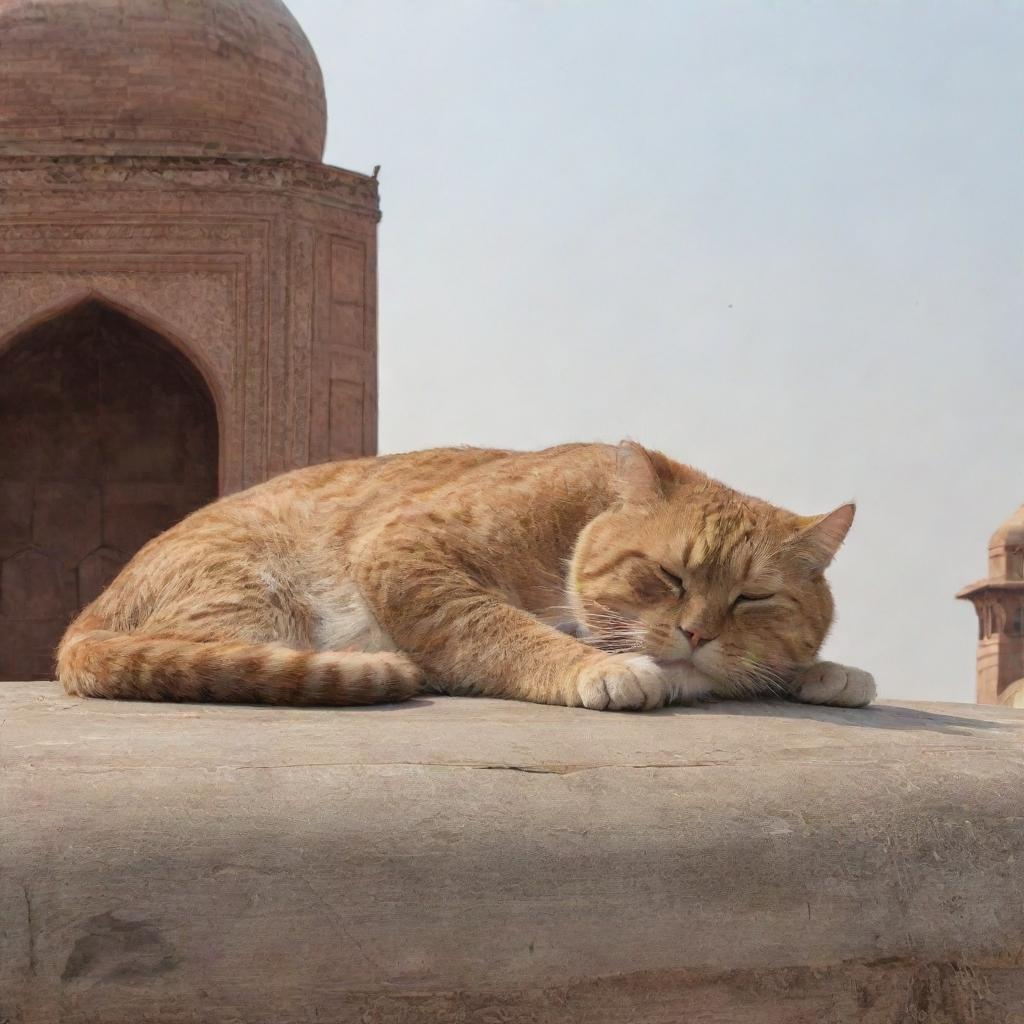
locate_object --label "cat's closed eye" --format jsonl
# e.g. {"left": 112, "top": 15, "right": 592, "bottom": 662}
{"left": 658, "top": 565, "right": 685, "bottom": 593}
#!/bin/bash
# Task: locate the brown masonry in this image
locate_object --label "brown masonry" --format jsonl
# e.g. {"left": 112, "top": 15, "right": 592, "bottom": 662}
{"left": 0, "top": 0, "right": 327, "bottom": 161}
{"left": 0, "top": 0, "right": 380, "bottom": 678}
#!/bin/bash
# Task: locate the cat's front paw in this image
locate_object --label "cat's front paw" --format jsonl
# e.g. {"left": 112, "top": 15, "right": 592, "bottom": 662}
{"left": 792, "top": 661, "right": 876, "bottom": 708}
{"left": 575, "top": 654, "right": 669, "bottom": 711}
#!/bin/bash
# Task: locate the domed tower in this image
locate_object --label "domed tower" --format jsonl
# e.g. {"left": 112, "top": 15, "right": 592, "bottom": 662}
{"left": 957, "top": 506, "right": 1024, "bottom": 705}
{"left": 0, "top": 0, "right": 379, "bottom": 679}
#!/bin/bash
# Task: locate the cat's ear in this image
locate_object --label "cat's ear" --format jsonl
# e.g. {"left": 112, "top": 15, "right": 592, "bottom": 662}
{"left": 615, "top": 441, "right": 664, "bottom": 505}
{"left": 792, "top": 503, "right": 856, "bottom": 569}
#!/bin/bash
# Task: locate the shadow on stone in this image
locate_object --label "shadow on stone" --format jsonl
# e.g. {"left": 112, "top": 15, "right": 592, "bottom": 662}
{"left": 656, "top": 698, "right": 1012, "bottom": 735}
{"left": 61, "top": 912, "right": 179, "bottom": 983}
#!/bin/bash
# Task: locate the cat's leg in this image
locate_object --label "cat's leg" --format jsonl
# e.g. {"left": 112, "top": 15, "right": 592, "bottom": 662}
{"left": 355, "top": 551, "right": 670, "bottom": 710}
{"left": 413, "top": 590, "right": 670, "bottom": 711}
{"left": 789, "top": 661, "right": 876, "bottom": 708}
{"left": 437, "top": 607, "right": 671, "bottom": 711}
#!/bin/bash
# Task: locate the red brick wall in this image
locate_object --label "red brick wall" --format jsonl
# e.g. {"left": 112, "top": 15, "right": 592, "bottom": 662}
{"left": 0, "top": 301, "right": 218, "bottom": 679}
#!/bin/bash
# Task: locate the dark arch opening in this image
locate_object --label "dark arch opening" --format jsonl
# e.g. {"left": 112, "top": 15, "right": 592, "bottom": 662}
{"left": 0, "top": 301, "right": 219, "bottom": 680}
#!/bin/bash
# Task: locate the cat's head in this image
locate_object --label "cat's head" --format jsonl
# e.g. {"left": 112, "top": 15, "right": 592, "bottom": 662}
{"left": 568, "top": 443, "right": 853, "bottom": 697}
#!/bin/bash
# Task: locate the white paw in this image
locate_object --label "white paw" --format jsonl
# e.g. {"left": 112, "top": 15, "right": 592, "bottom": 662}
{"left": 792, "top": 661, "right": 876, "bottom": 708}
{"left": 576, "top": 655, "right": 670, "bottom": 711}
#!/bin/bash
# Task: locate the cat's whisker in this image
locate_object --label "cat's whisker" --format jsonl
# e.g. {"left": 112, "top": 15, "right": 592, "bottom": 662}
{"left": 582, "top": 620, "right": 649, "bottom": 656}
{"left": 734, "top": 657, "right": 791, "bottom": 699}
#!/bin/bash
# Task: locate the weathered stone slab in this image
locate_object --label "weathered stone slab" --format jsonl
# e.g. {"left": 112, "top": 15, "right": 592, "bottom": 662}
{"left": 2, "top": 682, "right": 1024, "bottom": 1023}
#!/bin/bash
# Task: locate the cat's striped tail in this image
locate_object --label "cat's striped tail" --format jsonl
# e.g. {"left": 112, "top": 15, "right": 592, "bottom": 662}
{"left": 56, "top": 622, "right": 423, "bottom": 705}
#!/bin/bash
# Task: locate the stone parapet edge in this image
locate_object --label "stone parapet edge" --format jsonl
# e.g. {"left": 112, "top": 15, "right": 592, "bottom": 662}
{"left": 0, "top": 155, "right": 380, "bottom": 219}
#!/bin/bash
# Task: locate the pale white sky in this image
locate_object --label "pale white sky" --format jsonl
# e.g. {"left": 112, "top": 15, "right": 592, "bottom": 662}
{"left": 290, "top": 0, "right": 1024, "bottom": 703}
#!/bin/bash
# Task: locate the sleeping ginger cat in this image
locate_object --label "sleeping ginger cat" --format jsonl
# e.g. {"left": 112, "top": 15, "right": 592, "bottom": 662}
{"left": 58, "top": 442, "right": 875, "bottom": 711}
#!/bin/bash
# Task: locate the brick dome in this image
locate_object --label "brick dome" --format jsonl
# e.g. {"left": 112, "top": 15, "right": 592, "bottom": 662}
{"left": 0, "top": 0, "right": 327, "bottom": 161}
{"left": 992, "top": 505, "right": 1024, "bottom": 550}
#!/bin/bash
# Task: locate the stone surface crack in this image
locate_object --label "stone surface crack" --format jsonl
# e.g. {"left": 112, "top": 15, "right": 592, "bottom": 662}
{"left": 225, "top": 760, "right": 735, "bottom": 775}
{"left": 470, "top": 761, "right": 731, "bottom": 775}
{"left": 22, "top": 884, "right": 36, "bottom": 977}
{"left": 8, "top": 759, "right": 744, "bottom": 774}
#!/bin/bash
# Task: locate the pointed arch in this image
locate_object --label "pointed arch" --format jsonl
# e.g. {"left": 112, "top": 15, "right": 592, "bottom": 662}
{"left": 0, "top": 289, "right": 226, "bottom": 423}
{"left": 0, "top": 298, "right": 220, "bottom": 679}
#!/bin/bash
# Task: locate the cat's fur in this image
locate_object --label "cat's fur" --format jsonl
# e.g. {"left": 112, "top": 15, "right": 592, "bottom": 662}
{"left": 57, "top": 442, "right": 875, "bottom": 711}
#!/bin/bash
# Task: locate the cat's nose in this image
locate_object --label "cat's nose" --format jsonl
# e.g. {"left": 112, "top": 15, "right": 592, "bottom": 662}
{"left": 679, "top": 627, "right": 710, "bottom": 651}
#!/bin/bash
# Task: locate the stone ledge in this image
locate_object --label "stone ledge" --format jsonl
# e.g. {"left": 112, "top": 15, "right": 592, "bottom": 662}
{"left": 0, "top": 156, "right": 381, "bottom": 218}
{"left": 3, "top": 681, "right": 1024, "bottom": 1023}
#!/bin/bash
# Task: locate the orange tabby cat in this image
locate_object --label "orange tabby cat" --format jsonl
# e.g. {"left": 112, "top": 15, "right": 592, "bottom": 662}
{"left": 57, "top": 442, "right": 875, "bottom": 711}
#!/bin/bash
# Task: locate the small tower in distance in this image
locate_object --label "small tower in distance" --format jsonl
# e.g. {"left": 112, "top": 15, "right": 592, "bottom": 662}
{"left": 958, "top": 505, "right": 1024, "bottom": 706}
